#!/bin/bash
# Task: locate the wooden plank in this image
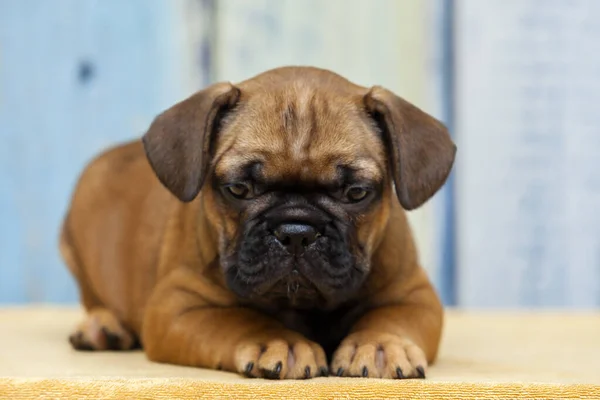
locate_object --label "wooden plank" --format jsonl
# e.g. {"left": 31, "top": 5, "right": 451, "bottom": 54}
{"left": 0, "top": 0, "right": 210, "bottom": 303}
{"left": 455, "top": 0, "right": 600, "bottom": 307}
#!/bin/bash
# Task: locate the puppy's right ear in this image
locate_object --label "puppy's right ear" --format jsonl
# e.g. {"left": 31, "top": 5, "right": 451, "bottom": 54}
{"left": 142, "top": 83, "right": 240, "bottom": 202}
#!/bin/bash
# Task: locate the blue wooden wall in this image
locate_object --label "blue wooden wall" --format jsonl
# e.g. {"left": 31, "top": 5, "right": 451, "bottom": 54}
{"left": 2, "top": 0, "right": 599, "bottom": 308}
{"left": 0, "top": 0, "right": 212, "bottom": 303}
{"left": 454, "top": 0, "right": 600, "bottom": 308}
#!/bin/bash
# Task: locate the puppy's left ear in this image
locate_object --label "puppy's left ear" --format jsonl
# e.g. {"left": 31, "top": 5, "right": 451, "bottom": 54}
{"left": 142, "top": 82, "right": 241, "bottom": 202}
{"left": 364, "top": 86, "right": 456, "bottom": 210}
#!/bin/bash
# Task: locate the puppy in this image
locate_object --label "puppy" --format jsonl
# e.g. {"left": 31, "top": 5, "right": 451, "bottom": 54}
{"left": 60, "top": 66, "right": 456, "bottom": 379}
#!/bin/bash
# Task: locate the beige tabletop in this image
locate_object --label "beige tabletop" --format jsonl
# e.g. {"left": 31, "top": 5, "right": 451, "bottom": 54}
{"left": 1, "top": 307, "right": 599, "bottom": 399}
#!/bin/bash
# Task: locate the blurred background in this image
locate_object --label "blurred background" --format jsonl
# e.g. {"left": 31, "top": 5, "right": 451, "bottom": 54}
{"left": 1, "top": 0, "right": 599, "bottom": 308}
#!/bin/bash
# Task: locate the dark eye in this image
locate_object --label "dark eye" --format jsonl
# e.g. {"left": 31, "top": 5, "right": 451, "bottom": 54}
{"left": 226, "top": 183, "right": 252, "bottom": 199}
{"left": 345, "top": 186, "right": 369, "bottom": 202}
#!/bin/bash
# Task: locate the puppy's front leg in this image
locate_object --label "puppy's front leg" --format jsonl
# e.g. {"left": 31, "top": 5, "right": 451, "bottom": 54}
{"left": 142, "top": 269, "right": 328, "bottom": 379}
{"left": 331, "top": 267, "right": 443, "bottom": 379}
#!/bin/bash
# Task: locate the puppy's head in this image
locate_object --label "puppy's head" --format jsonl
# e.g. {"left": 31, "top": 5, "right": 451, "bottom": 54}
{"left": 143, "top": 67, "right": 455, "bottom": 309}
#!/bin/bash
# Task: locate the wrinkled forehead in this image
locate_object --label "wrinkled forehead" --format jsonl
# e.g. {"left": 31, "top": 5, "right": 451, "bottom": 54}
{"left": 213, "top": 87, "right": 386, "bottom": 184}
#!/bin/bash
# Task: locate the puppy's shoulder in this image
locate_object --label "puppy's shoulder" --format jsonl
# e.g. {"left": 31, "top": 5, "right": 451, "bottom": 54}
{"left": 82, "top": 140, "right": 147, "bottom": 179}
{"left": 67, "top": 139, "right": 165, "bottom": 217}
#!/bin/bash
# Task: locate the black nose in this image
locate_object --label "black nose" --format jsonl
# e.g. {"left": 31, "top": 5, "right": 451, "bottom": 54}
{"left": 274, "top": 223, "right": 319, "bottom": 254}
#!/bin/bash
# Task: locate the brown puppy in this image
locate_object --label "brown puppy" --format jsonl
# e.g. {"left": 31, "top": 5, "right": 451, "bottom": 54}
{"left": 60, "top": 66, "right": 455, "bottom": 379}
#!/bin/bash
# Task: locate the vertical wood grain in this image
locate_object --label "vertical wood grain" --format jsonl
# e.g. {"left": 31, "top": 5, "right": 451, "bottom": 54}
{"left": 0, "top": 0, "right": 210, "bottom": 303}
{"left": 455, "top": 0, "right": 600, "bottom": 307}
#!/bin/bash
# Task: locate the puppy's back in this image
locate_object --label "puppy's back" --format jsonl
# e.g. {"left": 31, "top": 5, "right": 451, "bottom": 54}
{"left": 60, "top": 140, "right": 175, "bottom": 332}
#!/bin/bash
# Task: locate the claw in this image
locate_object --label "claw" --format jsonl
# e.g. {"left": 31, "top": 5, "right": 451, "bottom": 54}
{"left": 396, "top": 367, "right": 404, "bottom": 379}
{"left": 244, "top": 362, "right": 254, "bottom": 377}
{"left": 262, "top": 361, "right": 283, "bottom": 379}
{"left": 101, "top": 327, "right": 121, "bottom": 350}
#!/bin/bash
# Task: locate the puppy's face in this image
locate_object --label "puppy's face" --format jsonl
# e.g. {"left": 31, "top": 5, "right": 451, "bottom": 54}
{"left": 208, "top": 89, "right": 390, "bottom": 309}
{"left": 142, "top": 67, "right": 456, "bottom": 309}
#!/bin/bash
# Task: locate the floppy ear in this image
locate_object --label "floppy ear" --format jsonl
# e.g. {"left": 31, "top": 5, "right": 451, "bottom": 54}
{"left": 364, "top": 86, "right": 456, "bottom": 210}
{"left": 142, "top": 82, "right": 241, "bottom": 202}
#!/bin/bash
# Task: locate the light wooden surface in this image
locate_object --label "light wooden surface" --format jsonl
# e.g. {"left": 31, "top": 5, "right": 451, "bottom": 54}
{"left": 1, "top": 307, "right": 599, "bottom": 385}
{"left": 2, "top": 307, "right": 599, "bottom": 399}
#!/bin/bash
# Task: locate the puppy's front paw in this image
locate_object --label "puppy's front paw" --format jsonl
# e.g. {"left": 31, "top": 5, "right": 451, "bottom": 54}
{"left": 234, "top": 331, "right": 328, "bottom": 379}
{"left": 331, "top": 331, "right": 427, "bottom": 379}
{"left": 69, "top": 308, "right": 136, "bottom": 351}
